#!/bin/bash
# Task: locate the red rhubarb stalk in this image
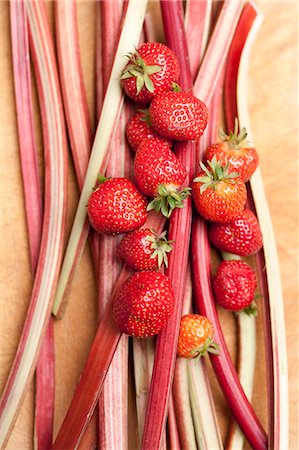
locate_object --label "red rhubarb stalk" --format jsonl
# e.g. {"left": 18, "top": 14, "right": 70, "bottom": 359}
{"left": 9, "top": 5, "right": 54, "bottom": 449}
{"left": 141, "top": 2, "right": 196, "bottom": 448}
{"left": 52, "top": 0, "right": 148, "bottom": 318}
{"left": 225, "top": 4, "right": 289, "bottom": 447}
{"left": 191, "top": 216, "right": 267, "bottom": 449}
{"left": 0, "top": 1, "right": 68, "bottom": 446}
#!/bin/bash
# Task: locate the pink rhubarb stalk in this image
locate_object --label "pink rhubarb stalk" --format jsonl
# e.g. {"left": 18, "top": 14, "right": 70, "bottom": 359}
{"left": 0, "top": 0, "right": 68, "bottom": 446}
{"left": 225, "top": 3, "right": 289, "bottom": 447}
{"left": 97, "top": 4, "right": 130, "bottom": 449}
{"left": 141, "top": 2, "right": 196, "bottom": 448}
{"left": 10, "top": 4, "right": 54, "bottom": 449}
{"left": 185, "top": 0, "right": 212, "bottom": 80}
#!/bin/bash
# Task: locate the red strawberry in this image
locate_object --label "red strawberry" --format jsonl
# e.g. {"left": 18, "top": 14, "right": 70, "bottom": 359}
{"left": 134, "top": 138, "right": 190, "bottom": 218}
{"left": 113, "top": 271, "right": 175, "bottom": 338}
{"left": 192, "top": 156, "right": 247, "bottom": 222}
{"left": 177, "top": 314, "right": 219, "bottom": 358}
{"left": 120, "top": 42, "right": 180, "bottom": 104}
{"left": 205, "top": 120, "right": 259, "bottom": 182}
{"left": 213, "top": 260, "right": 257, "bottom": 314}
{"left": 126, "top": 110, "right": 172, "bottom": 152}
{"left": 87, "top": 176, "right": 147, "bottom": 234}
{"left": 209, "top": 209, "right": 263, "bottom": 256}
{"left": 149, "top": 91, "right": 208, "bottom": 141}
{"left": 118, "top": 228, "right": 173, "bottom": 271}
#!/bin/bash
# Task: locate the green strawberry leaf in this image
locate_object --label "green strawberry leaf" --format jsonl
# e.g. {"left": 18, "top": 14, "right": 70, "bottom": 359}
{"left": 145, "top": 65, "right": 162, "bottom": 75}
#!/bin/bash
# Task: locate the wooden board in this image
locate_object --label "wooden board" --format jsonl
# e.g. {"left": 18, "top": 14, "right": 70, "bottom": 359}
{"left": 0, "top": 1, "right": 298, "bottom": 448}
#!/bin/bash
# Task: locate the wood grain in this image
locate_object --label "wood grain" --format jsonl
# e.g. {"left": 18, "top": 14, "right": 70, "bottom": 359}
{"left": 0, "top": 1, "right": 298, "bottom": 449}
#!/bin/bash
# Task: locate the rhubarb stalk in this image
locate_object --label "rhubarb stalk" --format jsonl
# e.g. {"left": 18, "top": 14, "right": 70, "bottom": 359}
{"left": 9, "top": 4, "right": 54, "bottom": 449}
{"left": 185, "top": 0, "right": 212, "bottom": 80}
{"left": 0, "top": 1, "right": 68, "bottom": 446}
{"left": 96, "top": 4, "right": 130, "bottom": 449}
{"left": 52, "top": 0, "right": 148, "bottom": 318}
{"left": 225, "top": 3, "right": 289, "bottom": 447}
{"left": 141, "top": 2, "right": 196, "bottom": 448}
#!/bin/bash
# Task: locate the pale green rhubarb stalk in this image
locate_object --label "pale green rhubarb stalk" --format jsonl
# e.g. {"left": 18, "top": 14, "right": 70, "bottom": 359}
{"left": 97, "top": 2, "right": 130, "bottom": 449}
{"left": 9, "top": 4, "right": 54, "bottom": 449}
{"left": 225, "top": 3, "right": 289, "bottom": 448}
{"left": 0, "top": 0, "right": 68, "bottom": 447}
{"left": 52, "top": 0, "right": 148, "bottom": 318}
{"left": 141, "top": 2, "right": 243, "bottom": 449}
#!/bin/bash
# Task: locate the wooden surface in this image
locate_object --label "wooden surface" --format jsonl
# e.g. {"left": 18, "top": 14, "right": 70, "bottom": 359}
{"left": 0, "top": 1, "right": 298, "bottom": 449}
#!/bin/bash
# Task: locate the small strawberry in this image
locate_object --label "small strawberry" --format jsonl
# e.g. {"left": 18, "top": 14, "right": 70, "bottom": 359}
{"left": 177, "top": 314, "right": 219, "bottom": 358}
{"left": 120, "top": 42, "right": 180, "bottom": 104}
{"left": 126, "top": 109, "right": 172, "bottom": 152}
{"left": 113, "top": 271, "right": 175, "bottom": 338}
{"left": 149, "top": 91, "right": 208, "bottom": 141}
{"left": 134, "top": 138, "right": 190, "bottom": 218}
{"left": 87, "top": 176, "right": 147, "bottom": 234}
{"left": 117, "top": 228, "right": 173, "bottom": 271}
{"left": 192, "top": 156, "right": 247, "bottom": 222}
{"left": 209, "top": 209, "right": 263, "bottom": 256}
{"left": 213, "top": 260, "right": 257, "bottom": 314}
{"left": 205, "top": 119, "right": 259, "bottom": 182}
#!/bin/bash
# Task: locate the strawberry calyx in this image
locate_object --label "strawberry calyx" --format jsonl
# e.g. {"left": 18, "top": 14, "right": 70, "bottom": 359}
{"left": 190, "top": 337, "right": 220, "bottom": 359}
{"left": 120, "top": 51, "right": 162, "bottom": 94}
{"left": 147, "top": 184, "right": 191, "bottom": 218}
{"left": 145, "top": 229, "right": 174, "bottom": 268}
{"left": 138, "top": 109, "right": 152, "bottom": 126}
{"left": 243, "top": 301, "right": 258, "bottom": 317}
{"left": 193, "top": 155, "right": 240, "bottom": 194}
{"left": 171, "top": 82, "right": 181, "bottom": 92}
{"left": 219, "top": 118, "right": 251, "bottom": 150}
{"left": 96, "top": 174, "right": 109, "bottom": 184}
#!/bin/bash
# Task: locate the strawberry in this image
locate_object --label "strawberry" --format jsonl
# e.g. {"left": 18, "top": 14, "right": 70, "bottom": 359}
{"left": 113, "top": 271, "right": 175, "bottom": 338}
{"left": 120, "top": 42, "right": 180, "bottom": 104}
{"left": 134, "top": 138, "right": 190, "bottom": 218}
{"left": 205, "top": 119, "right": 259, "bottom": 182}
{"left": 209, "top": 209, "right": 263, "bottom": 256}
{"left": 177, "top": 314, "right": 219, "bottom": 358}
{"left": 213, "top": 260, "right": 257, "bottom": 314}
{"left": 87, "top": 176, "right": 147, "bottom": 234}
{"left": 117, "top": 228, "right": 173, "bottom": 271}
{"left": 149, "top": 91, "right": 208, "bottom": 141}
{"left": 192, "top": 156, "right": 247, "bottom": 222}
{"left": 126, "top": 109, "right": 172, "bottom": 152}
